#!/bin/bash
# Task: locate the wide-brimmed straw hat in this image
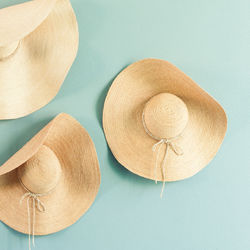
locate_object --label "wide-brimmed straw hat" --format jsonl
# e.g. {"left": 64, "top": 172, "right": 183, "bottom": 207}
{"left": 103, "top": 58, "right": 227, "bottom": 194}
{"left": 0, "top": 0, "right": 78, "bottom": 119}
{"left": 0, "top": 113, "right": 100, "bottom": 238}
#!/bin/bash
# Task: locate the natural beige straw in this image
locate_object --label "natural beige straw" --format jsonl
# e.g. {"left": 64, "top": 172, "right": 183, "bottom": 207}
{"left": 142, "top": 110, "right": 183, "bottom": 198}
{"left": 0, "top": 113, "right": 101, "bottom": 238}
{"left": 0, "top": 0, "right": 79, "bottom": 119}
{"left": 103, "top": 59, "right": 227, "bottom": 186}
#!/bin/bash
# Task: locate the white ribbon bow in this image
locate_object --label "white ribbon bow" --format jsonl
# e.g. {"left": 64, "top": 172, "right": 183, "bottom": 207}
{"left": 152, "top": 138, "right": 183, "bottom": 198}
{"left": 20, "top": 192, "right": 46, "bottom": 250}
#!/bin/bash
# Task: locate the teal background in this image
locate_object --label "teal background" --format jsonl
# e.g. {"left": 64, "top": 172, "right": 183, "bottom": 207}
{"left": 0, "top": 0, "right": 249, "bottom": 249}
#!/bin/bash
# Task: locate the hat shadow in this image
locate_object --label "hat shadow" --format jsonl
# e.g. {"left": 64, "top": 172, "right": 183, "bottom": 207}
{"left": 0, "top": 115, "right": 54, "bottom": 166}
{"left": 106, "top": 145, "right": 153, "bottom": 185}
{"left": 95, "top": 65, "right": 129, "bottom": 128}
{"left": 0, "top": 222, "right": 24, "bottom": 237}
{"left": 0, "top": 219, "right": 73, "bottom": 248}
{"left": 54, "top": 0, "right": 108, "bottom": 102}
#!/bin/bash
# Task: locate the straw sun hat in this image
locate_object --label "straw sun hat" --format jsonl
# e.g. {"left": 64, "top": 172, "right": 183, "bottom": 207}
{"left": 0, "top": 113, "right": 100, "bottom": 241}
{"left": 0, "top": 0, "right": 78, "bottom": 119}
{"left": 103, "top": 59, "right": 227, "bottom": 196}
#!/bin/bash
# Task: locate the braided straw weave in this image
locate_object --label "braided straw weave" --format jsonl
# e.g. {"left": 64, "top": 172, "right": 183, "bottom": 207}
{"left": 103, "top": 58, "right": 227, "bottom": 183}
{"left": 0, "top": 0, "right": 79, "bottom": 119}
{"left": 0, "top": 113, "right": 100, "bottom": 235}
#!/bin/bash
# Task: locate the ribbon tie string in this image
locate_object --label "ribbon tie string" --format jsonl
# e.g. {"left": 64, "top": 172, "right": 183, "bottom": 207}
{"left": 20, "top": 192, "right": 46, "bottom": 250}
{"left": 152, "top": 138, "right": 183, "bottom": 198}
{"left": 142, "top": 109, "right": 184, "bottom": 198}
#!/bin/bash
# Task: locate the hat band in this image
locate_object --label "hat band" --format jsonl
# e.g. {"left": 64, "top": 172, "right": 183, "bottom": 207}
{"left": 142, "top": 110, "right": 184, "bottom": 198}
{"left": 18, "top": 174, "right": 54, "bottom": 250}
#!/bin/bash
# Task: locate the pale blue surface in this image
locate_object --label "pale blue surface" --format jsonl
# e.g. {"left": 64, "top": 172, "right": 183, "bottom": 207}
{"left": 0, "top": 0, "right": 249, "bottom": 249}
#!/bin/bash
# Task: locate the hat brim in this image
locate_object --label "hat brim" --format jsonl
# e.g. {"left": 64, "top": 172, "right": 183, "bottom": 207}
{"left": 103, "top": 59, "right": 227, "bottom": 182}
{"left": 0, "top": 113, "right": 101, "bottom": 235}
{"left": 0, "top": 0, "right": 57, "bottom": 46}
{"left": 0, "top": 0, "right": 78, "bottom": 119}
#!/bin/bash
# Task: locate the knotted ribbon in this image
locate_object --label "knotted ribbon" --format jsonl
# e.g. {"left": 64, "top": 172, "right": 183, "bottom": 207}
{"left": 152, "top": 138, "right": 183, "bottom": 198}
{"left": 18, "top": 178, "right": 47, "bottom": 250}
{"left": 142, "top": 111, "right": 184, "bottom": 198}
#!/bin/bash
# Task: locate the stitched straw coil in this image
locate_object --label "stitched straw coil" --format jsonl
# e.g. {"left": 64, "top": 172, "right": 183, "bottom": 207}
{"left": 0, "top": 0, "right": 78, "bottom": 119}
{"left": 103, "top": 58, "right": 227, "bottom": 182}
{"left": 0, "top": 113, "right": 100, "bottom": 235}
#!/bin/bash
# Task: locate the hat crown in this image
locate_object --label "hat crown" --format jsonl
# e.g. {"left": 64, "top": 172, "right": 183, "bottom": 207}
{"left": 143, "top": 93, "right": 189, "bottom": 138}
{"left": 17, "top": 145, "right": 62, "bottom": 194}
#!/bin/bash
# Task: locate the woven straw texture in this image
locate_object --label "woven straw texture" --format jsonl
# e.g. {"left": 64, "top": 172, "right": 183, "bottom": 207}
{"left": 0, "top": 0, "right": 78, "bottom": 119}
{"left": 0, "top": 113, "right": 100, "bottom": 235}
{"left": 103, "top": 58, "right": 227, "bottom": 182}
